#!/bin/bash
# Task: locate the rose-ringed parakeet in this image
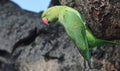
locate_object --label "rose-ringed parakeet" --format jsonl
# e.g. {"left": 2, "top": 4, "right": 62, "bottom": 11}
{"left": 41, "top": 6, "right": 120, "bottom": 69}
{"left": 42, "top": 6, "right": 91, "bottom": 68}
{"left": 41, "top": 6, "right": 120, "bottom": 48}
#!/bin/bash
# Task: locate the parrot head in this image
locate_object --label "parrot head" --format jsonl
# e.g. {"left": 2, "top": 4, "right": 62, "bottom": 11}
{"left": 41, "top": 6, "right": 59, "bottom": 25}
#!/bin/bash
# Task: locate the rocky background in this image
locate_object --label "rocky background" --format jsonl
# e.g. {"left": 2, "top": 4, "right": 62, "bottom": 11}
{"left": 0, "top": 0, "right": 120, "bottom": 71}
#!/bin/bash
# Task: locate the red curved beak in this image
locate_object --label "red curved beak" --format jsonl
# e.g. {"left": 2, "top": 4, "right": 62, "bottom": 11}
{"left": 42, "top": 17, "right": 48, "bottom": 25}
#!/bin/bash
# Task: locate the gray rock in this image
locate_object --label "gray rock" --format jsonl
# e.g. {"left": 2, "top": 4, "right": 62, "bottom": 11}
{"left": 0, "top": 1, "right": 88, "bottom": 71}
{"left": 0, "top": 0, "right": 120, "bottom": 71}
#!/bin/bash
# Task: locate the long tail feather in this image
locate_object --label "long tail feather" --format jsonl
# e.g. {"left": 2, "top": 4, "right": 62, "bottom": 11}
{"left": 96, "top": 39, "right": 120, "bottom": 46}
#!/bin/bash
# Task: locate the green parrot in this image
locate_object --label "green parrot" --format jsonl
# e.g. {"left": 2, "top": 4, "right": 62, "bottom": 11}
{"left": 41, "top": 6, "right": 120, "bottom": 68}
{"left": 41, "top": 6, "right": 91, "bottom": 68}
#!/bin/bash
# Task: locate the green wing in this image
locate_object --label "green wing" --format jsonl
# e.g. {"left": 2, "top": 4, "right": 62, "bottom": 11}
{"left": 59, "top": 9, "right": 88, "bottom": 51}
{"left": 58, "top": 9, "right": 91, "bottom": 68}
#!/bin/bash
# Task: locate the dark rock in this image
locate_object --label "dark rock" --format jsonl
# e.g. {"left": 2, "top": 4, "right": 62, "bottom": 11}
{"left": 0, "top": 0, "right": 9, "bottom": 4}
{"left": 59, "top": 0, "right": 120, "bottom": 71}
{"left": 0, "top": 1, "right": 87, "bottom": 71}
{"left": 0, "top": 0, "right": 120, "bottom": 71}
{"left": 49, "top": 0, "right": 61, "bottom": 7}
{"left": 60, "top": 0, "right": 120, "bottom": 40}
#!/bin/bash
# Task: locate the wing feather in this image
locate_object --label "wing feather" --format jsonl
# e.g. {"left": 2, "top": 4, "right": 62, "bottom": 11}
{"left": 58, "top": 7, "right": 91, "bottom": 68}
{"left": 59, "top": 9, "right": 88, "bottom": 51}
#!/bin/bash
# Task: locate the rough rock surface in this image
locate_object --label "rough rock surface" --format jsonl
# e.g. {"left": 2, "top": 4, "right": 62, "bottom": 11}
{"left": 0, "top": 0, "right": 120, "bottom": 71}
{"left": 59, "top": 0, "right": 120, "bottom": 40}
{"left": 59, "top": 0, "right": 120, "bottom": 71}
